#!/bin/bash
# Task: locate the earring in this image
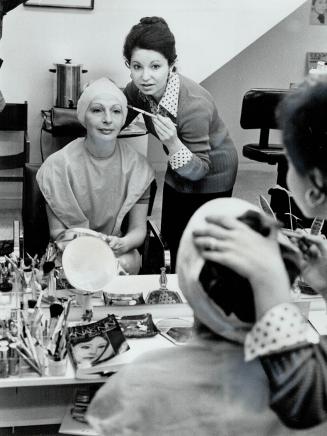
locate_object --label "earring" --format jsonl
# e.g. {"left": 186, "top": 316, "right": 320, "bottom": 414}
{"left": 305, "top": 188, "right": 325, "bottom": 207}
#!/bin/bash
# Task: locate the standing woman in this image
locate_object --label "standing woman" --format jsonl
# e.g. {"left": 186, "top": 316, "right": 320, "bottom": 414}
{"left": 123, "top": 16, "right": 238, "bottom": 271}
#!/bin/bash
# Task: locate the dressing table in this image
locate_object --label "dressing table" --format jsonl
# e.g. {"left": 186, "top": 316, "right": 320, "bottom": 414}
{"left": 0, "top": 274, "right": 192, "bottom": 431}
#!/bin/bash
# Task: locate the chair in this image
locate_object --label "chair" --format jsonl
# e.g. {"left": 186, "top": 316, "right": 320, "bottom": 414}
{"left": 22, "top": 163, "right": 50, "bottom": 257}
{"left": 240, "top": 88, "right": 313, "bottom": 229}
{"left": 240, "top": 88, "right": 288, "bottom": 165}
{"left": 22, "top": 163, "right": 169, "bottom": 273}
{"left": 0, "top": 102, "right": 30, "bottom": 201}
{"left": 140, "top": 218, "right": 171, "bottom": 274}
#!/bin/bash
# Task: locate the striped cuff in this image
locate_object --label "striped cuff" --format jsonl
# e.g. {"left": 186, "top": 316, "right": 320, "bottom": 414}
{"left": 169, "top": 145, "right": 193, "bottom": 170}
{"left": 244, "top": 303, "right": 320, "bottom": 361}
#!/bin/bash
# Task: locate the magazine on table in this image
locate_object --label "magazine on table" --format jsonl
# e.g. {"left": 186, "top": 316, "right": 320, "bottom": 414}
{"left": 155, "top": 317, "right": 194, "bottom": 345}
{"left": 66, "top": 314, "right": 129, "bottom": 379}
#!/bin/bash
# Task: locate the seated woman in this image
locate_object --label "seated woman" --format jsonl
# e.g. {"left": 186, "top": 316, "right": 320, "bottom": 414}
{"left": 37, "top": 77, "right": 155, "bottom": 274}
{"left": 86, "top": 198, "right": 314, "bottom": 436}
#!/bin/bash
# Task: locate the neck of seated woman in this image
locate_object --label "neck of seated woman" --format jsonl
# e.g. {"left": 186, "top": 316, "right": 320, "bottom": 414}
{"left": 84, "top": 136, "right": 117, "bottom": 159}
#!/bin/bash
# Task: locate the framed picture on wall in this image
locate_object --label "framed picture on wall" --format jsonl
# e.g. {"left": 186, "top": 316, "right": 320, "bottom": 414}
{"left": 24, "top": 0, "right": 94, "bottom": 9}
{"left": 310, "top": 0, "right": 327, "bottom": 25}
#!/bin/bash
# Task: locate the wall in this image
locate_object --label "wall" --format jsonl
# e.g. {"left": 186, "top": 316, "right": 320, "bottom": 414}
{"left": 0, "top": 0, "right": 305, "bottom": 160}
{"left": 0, "top": 0, "right": 307, "bottom": 202}
{"left": 202, "top": 0, "right": 327, "bottom": 171}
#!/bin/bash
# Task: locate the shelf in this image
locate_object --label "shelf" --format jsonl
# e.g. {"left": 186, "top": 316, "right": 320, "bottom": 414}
{"left": 0, "top": 357, "right": 105, "bottom": 388}
{"left": 0, "top": 328, "right": 179, "bottom": 388}
{"left": 0, "top": 384, "right": 75, "bottom": 427}
{"left": 60, "top": 405, "right": 98, "bottom": 436}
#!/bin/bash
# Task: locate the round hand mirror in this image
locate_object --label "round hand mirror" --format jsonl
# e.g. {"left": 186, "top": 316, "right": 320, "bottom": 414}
{"left": 62, "top": 236, "right": 117, "bottom": 293}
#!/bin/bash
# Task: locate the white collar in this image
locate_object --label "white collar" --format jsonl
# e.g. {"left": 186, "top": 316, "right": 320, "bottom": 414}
{"left": 139, "top": 72, "right": 180, "bottom": 118}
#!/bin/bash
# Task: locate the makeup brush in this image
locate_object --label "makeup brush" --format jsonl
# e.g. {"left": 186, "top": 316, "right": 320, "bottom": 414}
{"left": 42, "top": 261, "right": 55, "bottom": 276}
{"left": 127, "top": 105, "right": 177, "bottom": 126}
{"left": 127, "top": 105, "right": 157, "bottom": 119}
{"left": 49, "top": 303, "right": 64, "bottom": 321}
{"left": 49, "top": 303, "right": 64, "bottom": 337}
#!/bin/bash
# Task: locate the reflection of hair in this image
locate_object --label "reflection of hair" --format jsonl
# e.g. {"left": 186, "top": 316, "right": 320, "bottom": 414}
{"left": 123, "top": 16, "right": 177, "bottom": 66}
{"left": 199, "top": 210, "right": 300, "bottom": 323}
{"left": 277, "top": 82, "right": 327, "bottom": 180}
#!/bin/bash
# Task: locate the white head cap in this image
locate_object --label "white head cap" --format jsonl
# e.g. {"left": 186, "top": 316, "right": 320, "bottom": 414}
{"left": 77, "top": 77, "right": 128, "bottom": 127}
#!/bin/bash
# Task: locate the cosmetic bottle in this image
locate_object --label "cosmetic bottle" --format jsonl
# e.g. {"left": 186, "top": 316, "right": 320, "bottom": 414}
{"left": 308, "top": 61, "right": 327, "bottom": 84}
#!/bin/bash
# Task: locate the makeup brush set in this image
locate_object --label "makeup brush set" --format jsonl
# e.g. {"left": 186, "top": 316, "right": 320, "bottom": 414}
{"left": 0, "top": 242, "right": 63, "bottom": 310}
{"left": 0, "top": 293, "right": 73, "bottom": 378}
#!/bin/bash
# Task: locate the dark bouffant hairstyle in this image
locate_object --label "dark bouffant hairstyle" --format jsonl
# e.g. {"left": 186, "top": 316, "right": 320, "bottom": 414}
{"left": 199, "top": 210, "right": 300, "bottom": 323}
{"left": 123, "top": 16, "right": 177, "bottom": 66}
{"left": 277, "top": 81, "right": 327, "bottom": 176}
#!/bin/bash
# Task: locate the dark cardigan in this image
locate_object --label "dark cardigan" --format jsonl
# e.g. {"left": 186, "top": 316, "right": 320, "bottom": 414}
{"left": 124, "top": 74, "right": 238, "bottom": 194}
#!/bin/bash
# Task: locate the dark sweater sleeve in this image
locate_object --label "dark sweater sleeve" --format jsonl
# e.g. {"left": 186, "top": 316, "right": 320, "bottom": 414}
{"left": 177, "top": 92, "right": 213, "bottom": 154}
{"left": 168, "top": 89, "right": 217, "bottom": 180}
{"left": 260, "top": 339, "right": 327, "bottom": 429}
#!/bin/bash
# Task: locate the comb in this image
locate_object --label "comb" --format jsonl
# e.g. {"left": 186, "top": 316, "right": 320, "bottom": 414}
{"left": 258, "top": 195, "right": 277, "bottom": 221}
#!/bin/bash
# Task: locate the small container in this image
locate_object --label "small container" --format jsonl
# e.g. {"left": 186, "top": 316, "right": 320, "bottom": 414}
{"left": 8, "top": 353, "right": 20, "bottom": 377}
{"left": 308, "top": 61, "right": 327, "bottom": 84}
{"left": 0, "top": 292, "right": 12, "bottom": 306}
{"left": 0, "top": 347, "right": 8, "bottom": 378}
{"left": 48, "top": 356, "right": 67, "bottom": 377}
{"left": 49, "top": 59, "right": 88, "bottom": 109}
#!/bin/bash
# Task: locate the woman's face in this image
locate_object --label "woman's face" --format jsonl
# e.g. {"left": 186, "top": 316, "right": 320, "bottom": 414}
{"left": 129, "top": 48, "right": 171, "bottom": 101}
{"left": 85, "top": 96, "right": 125, "bottom": 142}
{"left": 74, "top": 336, "right": 109, "bottom": 364}
{"left": 287, "top": 159, "right": 315, "bottom": 218}
{"left": 313, "top": 0, "right": 327, "bottom": 14}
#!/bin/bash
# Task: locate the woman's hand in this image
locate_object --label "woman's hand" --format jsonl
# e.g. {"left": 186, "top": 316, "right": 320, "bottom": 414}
{"left": 106, "top": 236, "right": 128, "bottom": 257}
{"left": 298, "top": 234, "right": 327, "bottom": 299}
{"left": 152, "top": 114, "right": 181, "bottom": 155}
{"left": 192, "top": 215, "right": 292, "bottom": 317}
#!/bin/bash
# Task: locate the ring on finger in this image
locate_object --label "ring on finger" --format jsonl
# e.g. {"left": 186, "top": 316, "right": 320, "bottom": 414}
{"left": 206, "top": 240, "right": 215, "bottom": 251}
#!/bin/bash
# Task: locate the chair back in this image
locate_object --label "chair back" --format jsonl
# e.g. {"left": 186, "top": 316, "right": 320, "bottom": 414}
{"left": 240, "top": 89, "right": 288, "bottom": 164}
{"left": 240, "top": 89, "right": 315, "bottom": 230}
{"left": 147, "top": 179, "right": 157, "bottom": 217}
{"left": 0, "top": 102, "right": 28, "bottom": 131}
{"left": 0, "top": 102, "right": 29, "bottom": 174}
{"left": 120, "top": 179, "right": 157, "bottom": 234}
{"left": 22, "top": 163, "right": 49, "bottom": 257}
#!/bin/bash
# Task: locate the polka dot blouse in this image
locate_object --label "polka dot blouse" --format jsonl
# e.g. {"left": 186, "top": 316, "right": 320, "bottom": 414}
{"left": 244, "top": 303, "right": 320, "bottom": 361}
{"left": 143, "top": 72, "right": 179, "bottom": 118}
{"left": 139, "top": 73, "right": 192, "bottom": 170}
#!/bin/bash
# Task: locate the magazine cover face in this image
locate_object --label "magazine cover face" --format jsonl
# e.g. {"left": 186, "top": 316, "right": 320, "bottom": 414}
{"left": 67, "top": 315, "right": 129, "bottom": 369}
